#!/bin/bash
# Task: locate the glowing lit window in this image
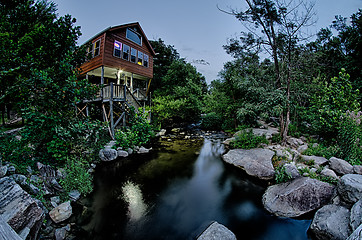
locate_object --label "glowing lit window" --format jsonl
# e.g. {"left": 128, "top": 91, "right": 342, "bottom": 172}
{"left": 137, "top": 51, "right": 143, "bottom": 65}
{"left": 114, "top": 40, "right": 122, "bottom": 58}
{"left": 130, "top": 48, "right": 137, "bottom": 63}
{"left": 93, "top": 40, "right": 100, "bottom": 57}
{"left": 122, "top": 44, "right": 130, "bottom": 60}
{"left": 143, "top": 54, "right": 149, "bottom": 67}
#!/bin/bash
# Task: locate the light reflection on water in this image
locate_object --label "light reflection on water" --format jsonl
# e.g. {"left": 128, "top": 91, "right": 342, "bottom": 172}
{"left": 76, "top": 138, "right": 311, "bottom": 240}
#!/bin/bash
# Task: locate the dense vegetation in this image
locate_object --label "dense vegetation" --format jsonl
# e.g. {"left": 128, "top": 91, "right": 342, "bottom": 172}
{"left": 0, "top": 0, "right": 109, "bottom": 196}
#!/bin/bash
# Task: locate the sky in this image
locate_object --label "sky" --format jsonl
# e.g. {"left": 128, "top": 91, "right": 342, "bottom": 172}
{"left": 52, "top": 0, "right": 361, "bottom": 84}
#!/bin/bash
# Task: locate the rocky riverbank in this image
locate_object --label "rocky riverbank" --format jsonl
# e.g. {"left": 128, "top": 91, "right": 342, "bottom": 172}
{"left": 222, "top": 126, "right": 362, "bottom": 240}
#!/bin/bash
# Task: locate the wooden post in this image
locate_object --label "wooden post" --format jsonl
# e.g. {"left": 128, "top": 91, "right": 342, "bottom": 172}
{"left": 146, "top": 78, "right": 152, "bottom": 97}
{"left": 110, "top": 82, "right": 114, "bottom": 138}
{"left": 100, "top": 66, "right": 104, "bottom": 98}
{"left": 131, "top": 73, "right": 134, "bottom": 92}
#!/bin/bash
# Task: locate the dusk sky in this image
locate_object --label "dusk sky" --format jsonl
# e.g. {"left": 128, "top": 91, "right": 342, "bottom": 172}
{"left": 53, "top": 0, "right": 361, "bottom": 84}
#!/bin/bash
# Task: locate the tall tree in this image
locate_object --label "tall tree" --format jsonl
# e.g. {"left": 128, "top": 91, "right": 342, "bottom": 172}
{"left": 220, "top": 0, "right": 316, "bottom": 143}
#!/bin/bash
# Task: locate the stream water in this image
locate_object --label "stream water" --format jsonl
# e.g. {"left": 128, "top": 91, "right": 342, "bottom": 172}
{"left": 74, "top": 138, "right": 312, "bottom": 240}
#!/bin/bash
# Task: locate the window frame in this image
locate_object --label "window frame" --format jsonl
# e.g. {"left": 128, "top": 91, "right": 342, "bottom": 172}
{"left": 143, "top": 54, "right": 149, "bottom": 67}
{"left": 122, "top": 44, "right": 130, "bottom": 61}
{"left": 137, "top": 51, "right": 143, "bottom": 65}
{"left": 126, "top": 28, "right": 142, "bottom": 46}
{"left": 93, "top": 39, "right": 101, "bottom": 57}
{"left": 130, "top": 48, "right": 137, "bottom": 63}
{"left": 113, "top": 40, "right": 122, "bottom": 58}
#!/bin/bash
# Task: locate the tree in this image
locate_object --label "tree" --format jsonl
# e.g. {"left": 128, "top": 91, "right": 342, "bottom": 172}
{"left": 220, "top": 0, "right": 316, "bottom": 143}
{"left": 0, "top": 0, "right": 106, "bottom": 194}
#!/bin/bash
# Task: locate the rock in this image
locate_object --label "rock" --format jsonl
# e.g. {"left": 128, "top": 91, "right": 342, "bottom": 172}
{"left": 262, "top": 177, "right": 335, "bottom": 217}
{"left": 0, "top": 216, "right": 22, "bottom": 240}
{"left": 104, "top": 140, "right": 117, "bottom": 149}
{"left": 69, "top": 190, "right": 81, "bottom": 202}
{"left": 222, "top": 137, "right": 235, "bottom": 147}
{"left": 0, "top": 177, "right": 45, "bottom": 239}
{"left": 350, "top": 200, "right": 362, "bottom": 231}
{"left": 49, "top": 201, "right": 72, "bottom": 223}
{"left": 0, "top": 166, "right": 7, "bottom": 178}
{"left": 353, "top": 165, "right": 362, "bottom": 175}
{"left": 300, "top": 155, "right": 328, "bottom": 166}
{"left": 329, "top": 157, "right": 354, "bottom": 175}
{"left": 156, "top": 129, "right": 167, "bottom": 137}
{"left": 275, "top": 148, "right": 293, "bottom": 162}
{"left": 7, "top": 165, "right": 16, "bottom": 174}
{"left": 127, "top": 148, "right": 133, "bottom": 155}
{"left": 297, "top": 144, "right": 308, "bottom": 153}
{"left": 312, "top": 143, "right": 319, "bottom": 148}
{"left": 137, "top": 146, "right": 150, "bottom": 154}
{"left": 309, "top": 204, "right": 351, "bottom": 240}
{"left": 196, "top": 221, "right": 236, "bottom": 240}
{"left": 222, "top": 148, "right": 275, "bottom": 180}
{"left": 10, "top": 174, "right": 27, "bottom": 186}
{"left": 171, "top": 128, "right": 181, "bottom": 133}
{"left": 117, "top": 150, "right": 129, "bottom": 158}
{"left": 347, "top": 224, "right": 362, "bottom": 240}
{"left": 55, "top": 225, "right": 70, "bottom": 240}
{"left": 50, "top": 178, "right": 63, "bottom": 192}
{"left": 50, "top": 196, "right": 60, "bottom": 208}
{"left": 337, "top": 174, "right": 362, "bottom": 204}
{"left": 99, "top": 148, "right": 118, "bottom": 161}
{"left": 251, "top": 128, "right": 279, "bottom": 140}
{"left": 37, "top": 162, "right": 57, "bottom": 178}
{"left": 287, "top": 137, "right": 305, "bottom": 148}
{"left": 284, "top": 163, "right": 300, "bottom": 179}
{"left": 320, "top": 168, "right": 338, "bottom": 180}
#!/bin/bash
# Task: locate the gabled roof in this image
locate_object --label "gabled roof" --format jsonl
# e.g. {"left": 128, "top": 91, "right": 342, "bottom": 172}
{"left": 84, "top": 22, "right": 156, "bottom": 56}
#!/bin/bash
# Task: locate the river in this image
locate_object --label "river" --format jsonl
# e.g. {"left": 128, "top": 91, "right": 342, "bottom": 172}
{"left": 73, "top": 137, "right": 312, "bottom": 239}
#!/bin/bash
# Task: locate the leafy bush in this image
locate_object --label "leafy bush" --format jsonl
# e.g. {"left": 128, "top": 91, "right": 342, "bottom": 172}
{"left": 115, "top": 107, "right": 155, "bottom": 150}
{"left": 201, "top": 112, "right": 223, "bottom": 130}
{"left": 60, "top": 157, "right": 93, "bottom": 195}
{"left": 338, "top": 111, "right": 362, "bottom": 165}
{"left": 303, "top": 143, "right": 341, "bottom": 160}
{"left": 275, "top": 166, "right": 292, "bottom": 183}
{"left": 230, "top": 129, "right": 268, "bottom": 149}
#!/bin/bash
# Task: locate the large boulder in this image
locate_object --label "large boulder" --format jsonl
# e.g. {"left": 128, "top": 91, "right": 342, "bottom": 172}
{"left": 347, "top": 224, "right": 362, "bottom": 240}
{"left": 196, "top": 221, "right": 236, "bottom": 240}
{"left": 49, "top": 201, "right": 72, "bottom": 223}
{"left": 337, "top": 174, "right": 362, "bottom": 204}
{"left": 350, "top": 200, "right": 362, "bottom": 231}
{"left": 222, "top": 148, "right": 275, "bottom": 180}
{"left": 0, "top": 177, "right": 45, "bottom": 240}
{"left": 251, "top": 128, "right": 279, "bottom": 140}
{"left": 309, "top": 204, "right": 351, "bottom": 240}
{"left": 329, "top": 157, "right": 354, "bottom": 175}
{"left": 262, "top": 177, "right": 335, "bottom": 217}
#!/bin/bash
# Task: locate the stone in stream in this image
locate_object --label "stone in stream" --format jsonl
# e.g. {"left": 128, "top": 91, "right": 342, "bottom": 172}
{"left": 329, "top": 157, "right": 354, "bottom": 175}
{"left": 196, "top": 221, "right": 236, "bottom": 240}
{"left": 262, "top": 177, "right": 335, "bottom": 217}
{"left": 0, "top": 177, "right": 45, "bottom": 240}
{"left": 49, "top": 201, "right": 72, "bottom": 223}
{"left": 309, "top": 204, "right": 351, "bottom": 240}
{"left": 222, "top": 148, "right": 275, "bottom": 180}
{"left": 99, "top": 148, "right": 118, "bottom": 161}
{"left": 350, "top": 199, "right": 362, "bottom": 232}
{"left": 337, "top": 174, "right": 362, "bottom": 204}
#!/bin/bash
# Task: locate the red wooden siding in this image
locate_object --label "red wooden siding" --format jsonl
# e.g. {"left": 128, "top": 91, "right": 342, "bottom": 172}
{"left": 79, "top": 23, "right": 154, "bottom": 79}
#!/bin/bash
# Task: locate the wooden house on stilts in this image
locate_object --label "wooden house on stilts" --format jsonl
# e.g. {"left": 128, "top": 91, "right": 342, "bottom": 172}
{"left": 77, "top": 22, "right": 155, "bottom": 138}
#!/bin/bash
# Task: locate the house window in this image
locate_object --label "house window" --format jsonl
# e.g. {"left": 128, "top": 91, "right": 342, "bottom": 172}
{"left": 137, "top": 51, "right": 143, "bottom": 65}
{"left": 93, "top": 39, "right": 101, "bottom": 57}
{"left": 130, "top": 48, "right": 137, "bottom": 63}
{"left": 122, "top": 44, "right": 130, "bottom": 60}
{"left": 126, "top": 28, "right": 142, "bottom": 45}
{"left": 114, "top": 40, "right": 122, "bottom": 58}
{"left": 143, "top": 54, "right": 149, "bottom": 67}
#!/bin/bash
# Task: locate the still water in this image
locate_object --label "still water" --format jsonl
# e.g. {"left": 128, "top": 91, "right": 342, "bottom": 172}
{"left": 74, "top": 138, "right": 311, "bottom": 240}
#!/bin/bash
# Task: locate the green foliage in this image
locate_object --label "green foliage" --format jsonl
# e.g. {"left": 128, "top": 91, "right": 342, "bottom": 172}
{"left": 298, "top": 167, "right": 338, "bottom": 185}
{"left": 303, "top": 143, "right": 341, "bottom": 160}
{"left": 60, "top": 157, "right": 93, "bottom": 195}
{"left": 275, "top": 166, "right": 293, "bottom": 184}
{"left": 200, "top": 112, "right": 223, "bottom": 130}
{"left": 338, "top": 111, "right": 362, "bottom": 165}
{"left": 310, "top": 69, "right": 360, "bottom": 138}
{"left": 115, "top": 107, "right": 154, "bottom": 150}
{"left": 230, "top": 129, "right": 268, "bottom": 149}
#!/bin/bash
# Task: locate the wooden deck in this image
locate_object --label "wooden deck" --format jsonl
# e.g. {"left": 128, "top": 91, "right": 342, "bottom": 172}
{"left": 77, "top": 83, "right": 149, "bottom": 138}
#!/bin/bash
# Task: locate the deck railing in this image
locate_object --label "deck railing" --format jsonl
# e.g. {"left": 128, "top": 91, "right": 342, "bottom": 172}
{"left": 99, "top": 83, "right": 147, "bottom": 102}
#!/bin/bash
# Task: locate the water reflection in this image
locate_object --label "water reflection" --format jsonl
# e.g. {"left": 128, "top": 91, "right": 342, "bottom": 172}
{"left": 121, "top": 181, "right": 148, "bottom": 221}
{"left": 76, "top": 138, "right": 311, "bottom": 240}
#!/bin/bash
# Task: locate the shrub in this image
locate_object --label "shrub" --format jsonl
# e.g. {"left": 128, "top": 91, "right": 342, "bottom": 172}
{"left": 303, "top": 143, "right": 341, "bottom": 160}
{"left": 230, "top": 129, "right": 268, "bottom": 149}
{"left": 275, "top": 166, "right": 292, "bottom": 183}
{"left": 338, "top": 111, "right": 362, "bottom": 165}
{"left": 115, "top": 107, "right": 155, "bottom": 150}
